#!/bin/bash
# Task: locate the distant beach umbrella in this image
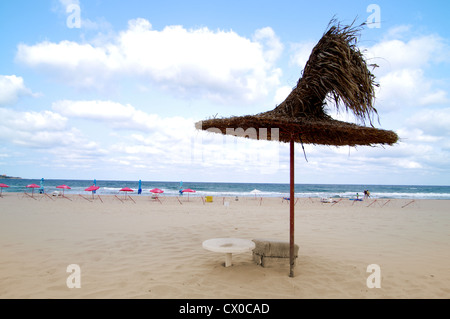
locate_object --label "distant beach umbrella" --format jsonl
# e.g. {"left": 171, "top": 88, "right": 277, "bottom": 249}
{"left": 118, "top": 187, "right": 135, "bottom": 202}
{"left": 195, "top": 19, "right": 398, "bottom": 277}
{"left": 182, "top": 188, "right": 196, "bottom": 201}
{"left": 85, "top": 185, "right": 100, "bottom": 192}
{"left": 0, "top": 183, "right": 9, "bottom": 196}
{"left": 85, "top": 185, "right": 100, "bottom": 200}
{"left": 56, "top": 184, "right": 71, "bottom": 196}
{"left": 39, "top": 178, "right": 44, "bottom": 194}
{"left": 149, "top": 188, "right": 164, "bottom": 204}
{"left": 26, "top": 183, "right": 40, "bottom": 198}
{"left": 150, "top": 188, "right": 164, "bottom": 194}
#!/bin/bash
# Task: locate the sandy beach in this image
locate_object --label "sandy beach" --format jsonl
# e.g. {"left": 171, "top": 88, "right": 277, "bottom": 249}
{"left": 0, "top": 193, "right": 448, "bottom": 299}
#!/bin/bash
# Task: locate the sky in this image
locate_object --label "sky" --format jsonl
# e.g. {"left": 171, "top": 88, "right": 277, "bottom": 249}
{"left": 1, "top": 0, "right": 449, "bottom": 185}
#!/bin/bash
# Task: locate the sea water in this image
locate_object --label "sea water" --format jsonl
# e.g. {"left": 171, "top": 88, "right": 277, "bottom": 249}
{"left": 2, "top": 179, "right": 450, "bottom": 200}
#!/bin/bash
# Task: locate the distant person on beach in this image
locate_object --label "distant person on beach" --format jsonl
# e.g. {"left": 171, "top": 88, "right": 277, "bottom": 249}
{"left": 364, "top": 190, "right": 370, "bottom": 199}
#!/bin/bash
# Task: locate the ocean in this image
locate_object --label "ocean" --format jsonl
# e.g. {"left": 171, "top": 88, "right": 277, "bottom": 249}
{"left": 1, "top": 179, "right": 450, "bottom": 200}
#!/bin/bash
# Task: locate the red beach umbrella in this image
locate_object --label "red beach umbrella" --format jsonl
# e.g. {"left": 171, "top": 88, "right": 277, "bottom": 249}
{"left": 56, "top": 184, "right": 71, "bottom": 196}
{"left": 85, "top": 185, "right": 100, "bottom": 192}
{"left": 149, "top": 188, "right": 164, "bottom": 204}
{"left": 118, "top": 187, "right": 135, "bottom": 202}
{"left": 0, "top": 183, "right": 9, "bottom": 196}
{"left": 84, "top": 185, "right": 100, "bottom": 201}
{"left": 120, "top": 187, "right": 133, "bottom": 197}
{"left": 182, "top": 188, "right": 196, "bottom": 201}
{"left": 26, "top": 183, "right": 40, "bottom": 198}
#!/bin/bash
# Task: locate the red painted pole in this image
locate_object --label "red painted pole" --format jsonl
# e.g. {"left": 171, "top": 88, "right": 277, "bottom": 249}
{"left": 289, "top": 136, "right": 295, "bottom": 277}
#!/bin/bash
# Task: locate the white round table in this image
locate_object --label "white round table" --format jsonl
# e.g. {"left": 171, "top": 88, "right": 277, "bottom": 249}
{"left": 202, "top": 238, "right": 255, "bottom": 267}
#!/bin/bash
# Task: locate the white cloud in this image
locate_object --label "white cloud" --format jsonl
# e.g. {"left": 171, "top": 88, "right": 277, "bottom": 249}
{"left": 52, "top": 99, "right": 194, "bottom": 137}
{"left": 0, "top": 108, "right": 79, "bottom": 148}
{"left": 289, "top": 41, "right": 315, "bottom": 68}
{"left": 0, "top": 106, "right": 109, "bottom": 172}
{"left": 366, "top": 34, "right": 447, "bottom": 72}
{"left": 405, "top": 108, "right": 450, "bottom": 136}
{"left": 363, "top": 30, "right": 449, "bottom": 110}
{"left": 394, "top": 158, "right": 423, "bottom": 169}
{"left": 50, "top": 99, "right": 202, "bottom": 170}
{"left": 0, "top": 108, "right": 67, "bottom": 132}
{"left": 54, "top": 100, "right": 142, "bottom": 122}
{"left": 384, "top": 25, "right": 412, "bottom": 39}
{"left": 274, "top": 86, "right": 292, "bottom": 104}
{"left": 0, "top": 75, "right": 35, "bottom": 106}
{"left": 396, "top": 128, "right": 442, "bottom": 143}
{"left": 16, "top": 18, "right": 282, "bottom": 103}
{"left": 253, "top": 27, "right": 283, "bottom": 65}
{"left": 376, "top": 69, "right": 448, "bottom": 108}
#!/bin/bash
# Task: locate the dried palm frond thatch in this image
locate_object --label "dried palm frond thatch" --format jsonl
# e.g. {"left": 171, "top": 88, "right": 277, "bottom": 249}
{"left": 195, "top": 20, "right": 399, "bottom": 147}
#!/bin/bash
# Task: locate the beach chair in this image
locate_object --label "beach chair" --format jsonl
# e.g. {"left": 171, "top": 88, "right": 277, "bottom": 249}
{"left": 150, "top": 193, "right": 162, "bottom": 204}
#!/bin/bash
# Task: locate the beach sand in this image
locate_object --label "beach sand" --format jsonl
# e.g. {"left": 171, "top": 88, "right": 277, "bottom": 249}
{"left": 0, "top": 193, "right": 448, "bottom": 299}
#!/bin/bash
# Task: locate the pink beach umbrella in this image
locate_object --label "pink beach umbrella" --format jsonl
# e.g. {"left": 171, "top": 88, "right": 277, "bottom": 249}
{"left": 119, "top": 187, "right": 135, "bottom": 202}
{"left": 182, "top": 188, "right": 196, "bottom": 201}
{"left": 85, "top": 185, "right": 100, "bottom": 192}
{"left": 149, "top": 188, "right": 164, "bottom": 203}
{"left": 150, "top": 188, "right": 164, "bottom": 199}
{"left": 85, "top": 185, "right": 100, "bottom": 200}
{"left": 120, "top": 187, "right": 134, "bottom": 196}
{"left": 120, "top": 187, "right": 134, "bottom": 192}
{"left": 26, "top": 183, "right": 40, "bottom": 198}
{"left": 0, "top": 183, "right": 9, "bottom": 196}
{"left": 56, "top": 184, "right": 71, "bottom": 196}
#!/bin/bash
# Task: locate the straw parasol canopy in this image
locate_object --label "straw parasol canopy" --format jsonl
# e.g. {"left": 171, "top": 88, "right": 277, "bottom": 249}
{"left": 195, "top": 19, "right": 399, "bottom": 277}
{"left": 195, "top": 20, "right": 398, "bottom": 147}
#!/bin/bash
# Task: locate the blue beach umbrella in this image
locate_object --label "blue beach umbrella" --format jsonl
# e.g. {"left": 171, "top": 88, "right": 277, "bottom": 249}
{"left": 39, "top": 178, "right": 44, "bottom": 194}
{"left": 179, "top": 181, "right": 183, "bottom": 195}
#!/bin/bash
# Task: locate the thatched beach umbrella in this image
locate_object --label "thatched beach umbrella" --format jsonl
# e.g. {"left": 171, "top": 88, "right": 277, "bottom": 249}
{"left": 195, "top": 20, "right": 398, "bottom": 277}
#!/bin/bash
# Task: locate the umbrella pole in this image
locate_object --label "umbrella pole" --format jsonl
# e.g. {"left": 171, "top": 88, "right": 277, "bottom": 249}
{"left": 289, "top": 136, "right": 295, "bottom": 277}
